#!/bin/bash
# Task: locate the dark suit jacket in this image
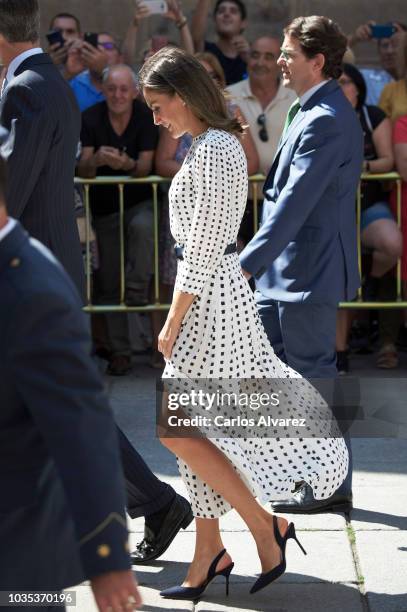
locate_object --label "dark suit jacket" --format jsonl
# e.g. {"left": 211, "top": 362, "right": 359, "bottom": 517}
{"left": 0, "top": 53, "right": 85, "bottom": 297}
{"left": 0, "top": 222, "right": 131, "bottom": 590}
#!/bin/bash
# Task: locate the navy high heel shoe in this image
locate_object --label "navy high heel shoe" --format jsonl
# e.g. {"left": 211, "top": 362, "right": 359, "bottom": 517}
{"left": 160, "top": 548, "right": 234, "bottom": 600}
{"left": 250, "top": 516, "right": 307, "bottom": 594}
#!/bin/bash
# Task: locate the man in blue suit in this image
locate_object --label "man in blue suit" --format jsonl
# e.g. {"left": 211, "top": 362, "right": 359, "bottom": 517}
{"left": 0, "top": 134, "right": 141, "bottom": 610}
{"left": 240, "top": 16, "right": 363, "bottom": 513}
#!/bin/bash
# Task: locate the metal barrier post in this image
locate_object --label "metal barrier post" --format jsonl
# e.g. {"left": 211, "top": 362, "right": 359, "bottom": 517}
{"left": 152, "top": 181, "right": 160, "bottom": 303}
{"left": 396, "top": 177, "right": 402, "bottom": 301}
{"left": 84, "top": 183, "right": 92, "bottom": 306}
{"left": 118, "top": 183, "right": 126, "bottom": 305}
{"left": 356, "top": 181, "right": 363, "bottom": 302}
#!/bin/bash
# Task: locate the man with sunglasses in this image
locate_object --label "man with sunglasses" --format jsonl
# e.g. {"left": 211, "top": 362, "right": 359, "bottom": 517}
{"left": 227, "top": 36, "right": 295, "bottom": 244}
{"left": 227, "top": 36, "right": 296, "bottom": 176}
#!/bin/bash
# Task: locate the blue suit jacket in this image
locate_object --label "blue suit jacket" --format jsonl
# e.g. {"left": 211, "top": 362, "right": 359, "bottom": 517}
{"left": 240, "top": 80, "right": 364, "bottom": 304}
{"left": 0, "top": 222, "right": 130, "bottom": 590}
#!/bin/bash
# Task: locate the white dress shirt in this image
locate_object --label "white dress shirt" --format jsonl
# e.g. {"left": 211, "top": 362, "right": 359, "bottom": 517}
{"left": 0, "top": 217, "right": 16, "bottom": 242}
{"left": 300, "top": 80, "right": 329, "bottom": 107}
{"left": 5, "top": 47, "right": 43, "bottom": 87}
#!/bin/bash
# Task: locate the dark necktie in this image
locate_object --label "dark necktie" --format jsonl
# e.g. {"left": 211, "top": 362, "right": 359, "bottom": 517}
{"left": 283, "top": 99, "right": 301, "bottom": 134}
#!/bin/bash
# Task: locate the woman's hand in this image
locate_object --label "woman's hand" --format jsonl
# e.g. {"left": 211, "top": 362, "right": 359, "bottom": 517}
{"left": 158, "top": 316, "right": 182, "bottom": 360}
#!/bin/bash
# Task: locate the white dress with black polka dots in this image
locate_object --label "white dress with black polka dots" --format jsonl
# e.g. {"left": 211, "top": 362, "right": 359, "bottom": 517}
{"left": 163, "top": 128, "right": 349, "bottom": 519}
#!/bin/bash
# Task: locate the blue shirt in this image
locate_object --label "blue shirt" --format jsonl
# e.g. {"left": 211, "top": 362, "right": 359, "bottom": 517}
{"left": 69, "top": 70, "right": 105, "bottom": 112}
{"left": 359, "top": 68, "right": 393, "bottom": 106}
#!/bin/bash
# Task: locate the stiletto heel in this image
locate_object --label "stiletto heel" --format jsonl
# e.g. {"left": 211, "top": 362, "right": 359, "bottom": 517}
{"left": 286, "top": 523, "right": 307, "bottom": 555}
{"left": 160, "top": 549, "right": 234, "bottom": 600}
{"left": 250, "top": 516, "right": 306, "bottom": 594}
{"left": 220, "top": 563, "right": 233, "bottom": 596}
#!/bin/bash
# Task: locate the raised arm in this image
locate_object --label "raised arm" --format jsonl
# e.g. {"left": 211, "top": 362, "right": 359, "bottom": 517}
{"left": 370, "top": 116, "right": 394, "bottom": 173}
{"left": 165, "top": 0, "right": 195, "bottom": 54}
{"left": 191, "top": 0, "right": 211, "bottom": 52}
{"left": 121, "top": 1, "right": 150, "bottom": 66}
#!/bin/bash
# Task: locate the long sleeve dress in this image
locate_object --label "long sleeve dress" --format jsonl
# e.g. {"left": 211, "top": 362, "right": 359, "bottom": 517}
{"left": 163, "top": 128, "right": 349, "bottom": 518}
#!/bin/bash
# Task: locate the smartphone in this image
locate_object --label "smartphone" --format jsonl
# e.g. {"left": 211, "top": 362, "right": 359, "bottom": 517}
{"left": 46, "top": 29, "right": 65, "bottom": 48}
{"left": 144, "top": 0, "right": 168, "bottom": 15}
{"left": 84, "top": 32, "right": 99, "bottom": 47}
{"left": 370, "top": 24, "right": 397, "bottom": 39}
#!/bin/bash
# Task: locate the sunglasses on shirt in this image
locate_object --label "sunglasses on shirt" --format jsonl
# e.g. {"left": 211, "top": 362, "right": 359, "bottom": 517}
{"left": 257, "top": 113, "right": 269, "bottom": 142}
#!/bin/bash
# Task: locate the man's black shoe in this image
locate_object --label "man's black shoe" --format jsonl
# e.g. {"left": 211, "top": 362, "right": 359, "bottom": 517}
{"left": 271, "top": 483, "right": 352, "bottom": 514}
{"left": 131, "top": 494, "right": 193, "bottom": 564}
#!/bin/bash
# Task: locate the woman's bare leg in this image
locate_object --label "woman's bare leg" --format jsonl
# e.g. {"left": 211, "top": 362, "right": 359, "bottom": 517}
{"left": 181, "top": 518, "right": 234, "bottom": 587}
{"left": 361, "top": 219, "right": 403, "bottom": 277}
{"left": 161, "top": 436, "right": 288, "bottom": 585}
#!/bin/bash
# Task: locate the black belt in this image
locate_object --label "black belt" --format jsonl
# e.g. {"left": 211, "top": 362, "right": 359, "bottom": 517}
{"left": 174, "top": 243, "right": 237, "bottom": 261}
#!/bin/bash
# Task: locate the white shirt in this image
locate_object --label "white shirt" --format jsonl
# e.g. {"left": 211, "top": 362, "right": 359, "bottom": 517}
{"left": 5, "top": 47, "right": 43, "bottom": 86}
{"left": 227, "top": 78, "right": 296, "bottom": 176}
{"left": 300, "top": 80, "right": 329, "bottom": 107}
{"left": 0, "top": 217, "right": 16, "bottom": 242}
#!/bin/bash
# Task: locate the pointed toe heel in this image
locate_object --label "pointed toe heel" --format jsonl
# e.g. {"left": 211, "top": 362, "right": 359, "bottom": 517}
{"left": 250, "top": 516, "right": 307, "bottom": 595}
{"left": 160, "top": 548, "right": 234, "bottom": 600}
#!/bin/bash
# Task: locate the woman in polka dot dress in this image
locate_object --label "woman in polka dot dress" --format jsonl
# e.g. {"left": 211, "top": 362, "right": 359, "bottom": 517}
{"left": 140, "top": 47, "right": 348, "bottom": 600}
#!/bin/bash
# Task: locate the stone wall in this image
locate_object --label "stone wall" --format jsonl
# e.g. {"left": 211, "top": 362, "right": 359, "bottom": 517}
{"left": 39, "top": 0, "right": 406, "bottom": 66}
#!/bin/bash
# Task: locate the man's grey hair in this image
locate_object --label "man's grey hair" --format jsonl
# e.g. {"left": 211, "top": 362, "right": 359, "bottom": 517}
{"left": 102, "top": 64, "right": 139, "bottom": 88}
{"left": 0, "top": 0, "right": 40, "bottom": 43}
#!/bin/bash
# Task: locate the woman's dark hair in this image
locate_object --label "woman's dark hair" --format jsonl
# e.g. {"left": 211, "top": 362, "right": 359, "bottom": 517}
{"left": 214, "top": 0, "right": 247, "bottom": 21}
{"left": 285, "top": 15, "right": 347, "bottom": 80}
{"left": 342, "top": 63, "right": 367, "bottom": 109}
{"left": 139, "top": 47, "right": 243, "bottom": 135}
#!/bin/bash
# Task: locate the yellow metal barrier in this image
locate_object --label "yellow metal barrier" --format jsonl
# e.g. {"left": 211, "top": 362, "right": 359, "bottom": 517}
{"left": 75, "top": 172, "right": 406, "bottom": 312}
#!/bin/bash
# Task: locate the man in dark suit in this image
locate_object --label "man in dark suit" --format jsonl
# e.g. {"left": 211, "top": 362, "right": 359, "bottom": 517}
{"left": 240, "top": 16, "right": 364, "bottom": 513}
{"left": 0, "top": 131, "right": 141, "bottom": 609}
{"left": 0, "top": 0, "right": 84, "bottom": 296}
{"left": 0, "top": 0, "right": 192, "bottom": 559}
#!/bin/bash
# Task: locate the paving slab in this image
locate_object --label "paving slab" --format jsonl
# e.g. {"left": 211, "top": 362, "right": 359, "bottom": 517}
{"left": 195, "top": 582, "right": 363, "bottom": 612}
{"left": 352, "top": 439, "right": 407, "bottom": 465}
{"left": 68, "top": 584, "right": 194, "bottom": 612}
{"left": 350, "top": 480, "right": 407, "bottom": 531}
{"left": 355, "top": 531, "right": 407, "bottom": 612}
{"left": 67, "top": 585, "right": 98, "bottom": 612}
{"left": 130, "top": 529, "right": 357, "bottom": 586}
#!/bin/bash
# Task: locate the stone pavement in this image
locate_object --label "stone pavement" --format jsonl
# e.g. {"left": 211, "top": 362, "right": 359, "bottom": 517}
{"left": 71, "top": 353, "right": 407, "bottom": 612}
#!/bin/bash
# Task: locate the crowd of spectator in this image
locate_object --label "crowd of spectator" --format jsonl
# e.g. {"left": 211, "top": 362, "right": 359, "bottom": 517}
{"left": 38, "top": 1, "right": 407, "bottom": 375}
